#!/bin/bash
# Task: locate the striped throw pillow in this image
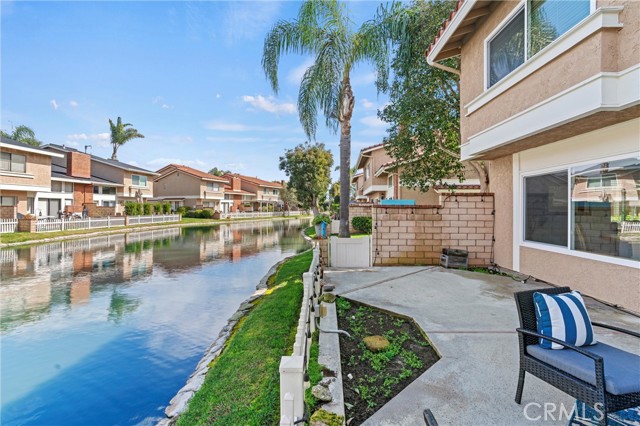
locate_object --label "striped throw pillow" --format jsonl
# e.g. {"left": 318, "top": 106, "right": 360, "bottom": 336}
{"left": 533, "top": 291, "right": 597, "bottom": 350}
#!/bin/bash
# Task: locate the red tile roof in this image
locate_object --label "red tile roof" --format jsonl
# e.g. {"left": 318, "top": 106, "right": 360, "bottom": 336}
{"left": 157, "top": 164, "right": 229, "bottom": 183}
{"left": 222, "top": 184, "right": 255, "bottom": 196}
{"left": 425, "top": 0, "right": 465, "bottom": 58}
{"left": 223, "top": 173, "right": 283, "bottom": 188}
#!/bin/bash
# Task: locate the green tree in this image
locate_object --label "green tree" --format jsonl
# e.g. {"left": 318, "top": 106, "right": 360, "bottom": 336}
{"left": 1, "top": 125, "right": 42, "bottom": 146}
{"left": 108, "top": 117, "right": 145, "bottom": 160}
{"left": 279, "top": 142, "right": 333, "bottom": 215}
{"left": 378, "top": 0, "right": 489, "bottom": 192}
{"left": 262, "top": 0, "right": 394, "bottom": 237}
{"left": 208, "top": 167, "right": 231, "bottom": 176}
{"left": 279, "top": 184, "right": 300, "bottom": 211}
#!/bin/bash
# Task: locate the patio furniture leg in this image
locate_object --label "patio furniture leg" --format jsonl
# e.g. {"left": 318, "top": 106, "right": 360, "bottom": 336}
{"left": 515, "top": 367, "right": 525, "bottom": 404}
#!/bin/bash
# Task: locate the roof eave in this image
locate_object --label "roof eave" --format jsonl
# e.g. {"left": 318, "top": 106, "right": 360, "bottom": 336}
{"left": 426, "top": 0, "right": 478, "bottom": 65}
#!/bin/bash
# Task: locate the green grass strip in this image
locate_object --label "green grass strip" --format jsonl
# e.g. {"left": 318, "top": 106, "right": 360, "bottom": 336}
{"left": 177, "top": 250, "right": 313, "bottom": 426}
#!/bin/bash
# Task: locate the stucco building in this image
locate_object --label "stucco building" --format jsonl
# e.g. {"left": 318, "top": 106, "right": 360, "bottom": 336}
{"left": 427, "top": 0, "right": 640, "bottom": 312}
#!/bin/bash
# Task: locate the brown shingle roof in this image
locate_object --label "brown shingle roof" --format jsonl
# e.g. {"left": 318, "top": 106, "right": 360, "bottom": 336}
{"left": 223, "top": 173, "right": 283, "bottom": 188}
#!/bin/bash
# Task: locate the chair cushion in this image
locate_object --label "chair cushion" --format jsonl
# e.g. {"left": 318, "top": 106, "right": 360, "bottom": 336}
{"left": 533, "top": 291, "right": 596, "bottom": 349}
{"left": 527, "top": 342, "right": 640, "bottom": 395}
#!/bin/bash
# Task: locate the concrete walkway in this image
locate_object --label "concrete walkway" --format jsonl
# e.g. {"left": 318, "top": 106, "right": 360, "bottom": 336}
{"left": 324, "top": 266, "right": 640, "bottom": 426}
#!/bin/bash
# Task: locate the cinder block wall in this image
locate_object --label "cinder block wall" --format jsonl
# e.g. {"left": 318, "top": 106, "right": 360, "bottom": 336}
{"left": 0, "top": 206, "right": 17, "bottom": 219}
{"left": 372, "top": 194, "right": 495, "bottom": 267}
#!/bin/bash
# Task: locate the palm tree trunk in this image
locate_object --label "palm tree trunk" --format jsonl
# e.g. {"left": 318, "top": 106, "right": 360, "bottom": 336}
{"left": 111, "top": 144, "right": 119, "bottom": 160}
{"left": 338, "top": 76, "right": 354, "bottom": 238}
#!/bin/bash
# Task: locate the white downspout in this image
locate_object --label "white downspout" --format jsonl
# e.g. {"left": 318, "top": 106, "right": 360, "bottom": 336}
{"left": 426, "top": 57, "right": 460, "bottom": 76}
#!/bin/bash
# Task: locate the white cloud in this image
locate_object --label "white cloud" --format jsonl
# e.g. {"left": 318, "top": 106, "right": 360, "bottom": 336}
{"left": 66, "top": 132, "right": 110, "bottom": 148}
{"left": 69, "top": 100, "right": 78, "bottom": 108}
{"left": 224, "top": 162, "right": 246, "bottom": 171}
{"left": 128, "top": 160, "right": 140, "bottom": 167}
{"left": 206, "top": 136, "right": 302, "bottom": 144}
{"left": 215, "top": 93, "right": 221, "bottom": 99}
{"left": 146, "top": 158, "right": 208, "bottom": 169}
{"left": 152, "top": 96, "right": 171, "bottom": 109}
{"left": 360, "top": 115, "right": 387, "bottom": 128}
{"left": 241, "top": 95, "right": 296, "bottom": 115}
{"left": 352, "top": 72, "right": 377, "bottom": 86}
{"left": 50, "top": 99, "right": 59, "bottom": 110}
{"left": 361, "top": 98, "right": 375, "bottom": 109}
{"left": 161, "top": 104, "right": 170, "bottom": 109}
{"left": 287, "top": 58, "right": 315, "bottom": 84}
{"left": 224, "top": 2, "right": 281, "bottom": 45}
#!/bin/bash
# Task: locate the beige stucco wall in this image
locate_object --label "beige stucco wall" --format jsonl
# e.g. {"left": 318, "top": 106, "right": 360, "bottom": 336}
{"left": 362, "top": 148, "right": 393, "bottom": 190}
{"left": 1, "top": 148, "right": 52, "bottom": 188}
{"left": 490, "top": 155, "right": 514, "bottom": 269}
{"left": 122, "top": 172, "right": 154, "bottom": 199}
{"left": 520, "top": 247, "right": 640, "bottom": 313}
{"left": 459, "top": 0, "right": 640, "bottom": 144}
{"left": 155, "top": 171, "right": 201, "bottom": 197}
{"left": 398, "top": 186, "right": 440, "bottom": 205}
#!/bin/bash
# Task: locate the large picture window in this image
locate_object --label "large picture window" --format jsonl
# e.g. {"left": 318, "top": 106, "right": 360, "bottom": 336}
{"left": 131, "top": 174, "right": 147, "bottom": 187}
{"left": 523, "top": 157, "right": 640, "bottom": 262}
{"left": 488, "top": 0, "right": 590, "bottom": 87}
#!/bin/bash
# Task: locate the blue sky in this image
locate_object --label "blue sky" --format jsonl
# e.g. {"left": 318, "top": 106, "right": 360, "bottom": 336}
{"left": 1, "top": 0, "right": 391, "bottom": 181}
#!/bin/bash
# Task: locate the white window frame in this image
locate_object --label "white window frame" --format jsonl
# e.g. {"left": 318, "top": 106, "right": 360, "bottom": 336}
{"left": 0, "top": 196, "right": 17, "bottom": 206}
{"left": 519, "top": 153, "right": 640, "bottom": 269}
{"left": 1, "top": 152, "right": 27, "bottom": 173}
{"left": 483, "top": 0, "right": 597, "bottom": 91}
{"left": 206, "top": 182, "right": 220, "bottom": 191}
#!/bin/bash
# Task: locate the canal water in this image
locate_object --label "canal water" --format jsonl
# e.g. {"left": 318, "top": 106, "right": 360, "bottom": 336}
{"left": 0, "top": 219, "right": 309, "bottom": 426}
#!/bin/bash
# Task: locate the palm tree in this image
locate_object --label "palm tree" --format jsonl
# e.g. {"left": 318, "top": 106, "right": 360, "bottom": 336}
{"left": 108, "top": 117, "right": 145, "bottom": 160}
{"left": 1, "top": 125, "right": 42, "bottom": 146}
{"left": 262, "top": 0, "right": 393, "bottom": 238}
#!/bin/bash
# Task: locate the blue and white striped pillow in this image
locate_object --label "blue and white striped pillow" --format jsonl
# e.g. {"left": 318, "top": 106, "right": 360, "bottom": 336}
{"left": 533, "top": 291, "right": 597, "bottom": 350}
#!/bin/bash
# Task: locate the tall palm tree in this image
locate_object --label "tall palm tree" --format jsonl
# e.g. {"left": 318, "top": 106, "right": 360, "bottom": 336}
{"left": 1, "top": 125, "right": 42, "bottom": 146}
{"left": 262, "top": 0, "right": 393, "bottom": 237}
{"left": 108, "top": 117, "right": 145, "bottom": 160}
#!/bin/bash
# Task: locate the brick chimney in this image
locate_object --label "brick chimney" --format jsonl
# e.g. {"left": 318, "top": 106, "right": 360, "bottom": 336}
{"left": 67, "top": 151, "right": 91, "bottom": 178}
{"left": 231, "top": 175, "right": 241, "bottom": 191}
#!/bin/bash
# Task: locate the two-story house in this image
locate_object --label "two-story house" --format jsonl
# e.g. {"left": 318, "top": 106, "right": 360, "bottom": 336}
{"left": 42, "top": 144, "right": 123, "bottom": 215}
{"left": 427, "top": 0, "right": 639, "bottom": 311}
{"left": 0, "top": 137, "right": 64, "bottom": 218}
{"left": 354, "top": 143, "right": 480, "bottom": 204}
{"left": 222, "top": 173, "right": 283, "bottom": 212}
{"left": 154, "top": 164, "right": 229, "bottom": 211}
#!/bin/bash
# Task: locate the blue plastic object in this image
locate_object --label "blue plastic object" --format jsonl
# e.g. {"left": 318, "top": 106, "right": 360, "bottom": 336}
{"left": 380, "top": 199, "right": 416, "bottom": 206}
{"left": 321, "top": 221, "right": 327, "bottom": 238}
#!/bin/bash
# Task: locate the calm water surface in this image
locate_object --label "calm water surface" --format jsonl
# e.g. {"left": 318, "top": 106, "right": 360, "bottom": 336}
{"left": 0, "top": 219, "right": 309, "bottom": 426}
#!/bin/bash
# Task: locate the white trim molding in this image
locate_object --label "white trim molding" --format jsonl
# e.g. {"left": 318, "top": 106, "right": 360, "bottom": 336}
{"left": 521, "top": 241, "right": 640, "bottom": 269}
{"left": 363, "top": 185, "right": 388, "bottom": 196}
{"left": 461, "top": 63, "right": 640, "bottom": 160}
{"left": 0, "top": 142, "right": 64, "bottom": 158}
{"left": 0, "top": 171, "right": 34, "bottom": 179}
{"left": 472, "top": 6, "right": 622, "bottom": 114}
{"left": 426, "top": 0, "right": 478, "bottom": 64}
{"left": 0, "top": 183, "right": 51, "bottom": 192}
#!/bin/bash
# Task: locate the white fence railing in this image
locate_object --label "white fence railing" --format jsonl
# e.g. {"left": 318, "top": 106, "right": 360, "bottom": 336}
{"left": 621, "top": 221, "right": 640, "bottom": 233}
{"left": 279, "top": 246, "right": 321, "bottom": 426}
{"left": 223, "top": 211, "right": 307, "bottom": 220}
{"left": 0, "top": 218, "right": 18, "bottom": 234}
{"left": 33, "top": 215, "right": 180, "bottom": 233}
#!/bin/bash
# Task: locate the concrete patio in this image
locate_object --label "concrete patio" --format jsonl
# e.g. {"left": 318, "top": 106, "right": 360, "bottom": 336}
{"left": 324, "top": 266, "right": 640, "bottom": 426}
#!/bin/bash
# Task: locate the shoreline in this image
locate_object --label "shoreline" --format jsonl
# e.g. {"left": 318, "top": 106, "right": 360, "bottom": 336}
{"left": 0, "top": 215, "right": 311, "bottom": 248}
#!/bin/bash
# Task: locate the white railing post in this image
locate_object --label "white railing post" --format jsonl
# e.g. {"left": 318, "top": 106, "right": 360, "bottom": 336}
{"left": 107, "top": 216, "right": 111, "bottom": 228}
{"left": 279, "top": 356, "right": 304, "bottom": 424}
{"left": 60, "top": 218, "right": 65, "bottom": 231}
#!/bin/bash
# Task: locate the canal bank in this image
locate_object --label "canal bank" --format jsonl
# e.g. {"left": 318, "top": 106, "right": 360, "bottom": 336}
{"left": 0, "top": 214, "right": 312, "bottom": 247}
{"left": 159, "top": 250, "right": 314, "bottom": 426}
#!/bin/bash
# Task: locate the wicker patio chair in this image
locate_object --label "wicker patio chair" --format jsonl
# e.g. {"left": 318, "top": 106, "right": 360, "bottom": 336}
{"left": 514, "top": 286, "right": 640, "bottom": 426}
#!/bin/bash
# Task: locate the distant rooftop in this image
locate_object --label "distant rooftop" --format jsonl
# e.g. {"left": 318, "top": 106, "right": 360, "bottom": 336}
{"left": 43, "top": 143, "right": 158, "bottom": 175}
{"left": 1, "top": 137, "right": 64, "bottom": 158}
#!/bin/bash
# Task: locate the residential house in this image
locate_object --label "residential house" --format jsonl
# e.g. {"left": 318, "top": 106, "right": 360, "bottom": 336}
{"left": 354, "top": 143, "right": 479, "bottom": 204}
{"left": 42, "top": 144, "right": 157, "bottom": 214}
{"left": 0, "top": 137, "right": 64, "bottom": 218}
{"left": 154, "top": 164, "right": 230, "bottom": 212}
{"left": 222, "top": 173, "right": 283, "bottom": 212}
{"left": 427, "top": 0, "right": 639, "bottom": 311}
{"left": 222, "top": 174, "right": 258, "bottom": 213}
{"left": 41, "top": 144, "right": 123, "bottom": 215}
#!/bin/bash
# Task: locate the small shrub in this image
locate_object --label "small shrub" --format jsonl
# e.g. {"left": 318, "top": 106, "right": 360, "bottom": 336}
{"left": 143, "top": 203, "right": 152, "bottom": 215}
{"left": 163, "top": 202, "right": 171, "bottom": 214}
{"left": 124, "top": 201, "right": 142, "bottom": 216}
{"left": 352, "top": 216, "right": 372, "bottom": 234}
{"left": 176, "top": 206, "right": 189, "bottom": 216}
{"left": 200, "top": 209, "right": 214, "bottom": 219}
{"left": 313, "top": 214, "right": 331, "bottom": 225}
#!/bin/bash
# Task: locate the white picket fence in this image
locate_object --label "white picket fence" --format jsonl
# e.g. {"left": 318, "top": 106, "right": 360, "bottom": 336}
{"left": 621, "top": 221, "right": 640, "bottom": 233}
{"left": 279, "top": 246, "right": 321, "bottom": 426}
{"left": 222, "top": 211, "right": 306, "bottom": 219}
{"left": 0, "top": 218, "right": 18, "bottom": 233}
{"left": 33, "top": 214, "right": 179, "bottom": 233}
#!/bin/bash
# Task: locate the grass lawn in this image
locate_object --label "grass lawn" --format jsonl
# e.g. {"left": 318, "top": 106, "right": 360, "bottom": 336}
{"left": 304, "top": 226, "right": 316, "bottom": 238}
{"left": 176, "top": 250, "right": 313, "bottom": 426}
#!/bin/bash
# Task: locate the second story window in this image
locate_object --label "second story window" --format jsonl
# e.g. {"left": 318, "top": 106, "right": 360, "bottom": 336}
{"left": 365, "top": 164, "right": 371, "bottom": 180}
{"left": 263, "top": 188, "right": 269, "bottom": 194}
{"left": 51, "top": 181, "right": 73, "bottom": 193}
{"left": 388, "top": 176, "right": 393, "bottom": 188}
{"left": 1, "top": 152, "right": 26, "bottom": 173}
{"left": 273, "top": 189, "right": 278, "bottom": 195}
{"left": 132, "top": 174, "right": 147, "bottom": 187}
{"left": 206, "top": 182, "right": 220, "bottom": 191}
{"left": 488, "top": 0, "right": 590, "bottom": 88}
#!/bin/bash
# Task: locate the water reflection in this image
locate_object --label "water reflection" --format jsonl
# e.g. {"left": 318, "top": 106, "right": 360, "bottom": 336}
{"left": 0, "top": 219, "right": 309, "bottom": 426}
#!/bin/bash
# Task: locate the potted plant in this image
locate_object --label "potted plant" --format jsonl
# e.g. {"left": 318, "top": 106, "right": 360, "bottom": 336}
{"left": 313, "top": 214, "right": 331, "bottom": 238}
